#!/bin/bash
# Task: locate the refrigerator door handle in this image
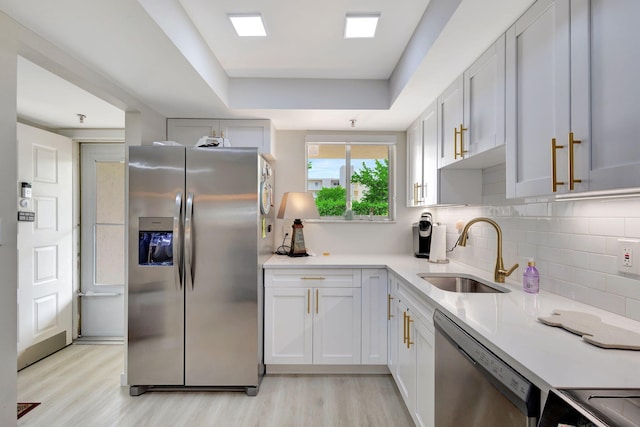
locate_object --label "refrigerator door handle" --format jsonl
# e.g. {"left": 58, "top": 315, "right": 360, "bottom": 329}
{"left": 173, "top": 192, "right": 183, "bottom": 290}
{"left": 185, "top": 192, "right": 194, "bottom": 290}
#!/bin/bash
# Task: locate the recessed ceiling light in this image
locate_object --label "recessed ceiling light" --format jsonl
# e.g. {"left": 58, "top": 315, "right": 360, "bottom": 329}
{"left": 344, "top": 13, "right": 380, "bottom": 38}
{"left": 229, "top": 14, "right": 267, "bottom": 37}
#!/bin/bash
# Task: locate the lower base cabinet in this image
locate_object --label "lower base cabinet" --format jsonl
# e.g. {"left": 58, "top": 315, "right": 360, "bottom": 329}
{"left": 264, "top": 268, "right": 385, "bottom": 366}
{"left": 389, "top": 273, "right": 435, "bottom": 427}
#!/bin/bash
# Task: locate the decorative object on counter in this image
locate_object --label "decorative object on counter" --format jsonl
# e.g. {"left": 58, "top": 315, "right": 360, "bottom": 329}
{"left": 277, "top": 192, "right": 320, "bottom": 257}
{"left": 538, "top": 310, "right": 640, "bottom": 350}
{"left": 523, "top": 258, "right": 539, "bottom": 293}
{"left": 456, "top": 217, "right": 519, "bottom": 283}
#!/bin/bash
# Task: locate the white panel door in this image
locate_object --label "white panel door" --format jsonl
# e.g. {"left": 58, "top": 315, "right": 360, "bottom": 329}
{"left": 406, "top": 119, "right": 423, "bottom": 206}
{"left": 80, "top": 143, "right": 125, "bottom": 337}
{"left": 415, "top": 319, "right": 435, "bottom": 427}
{"left": 17, "top": 123, "right": 73, "bottom": 357}
{"left": 313, "top": 287, "right": 361, "bottom": 364}
{"left": 571, "top": 0, "right": 640, "bottom": 192}
{"left": 264, "top": 287, "right": 312, "bottom": 364}
{"left": 463, "top": 34, "right": 506, "bottom": 157}
{"left": 396, "top": 302, "right": 416, "bottom": 416}
{"left": 506, "top": 0, "right": 571, "bottom": 197}
{"left": 437, "top": 76, "right": 464, "bottom": 168}
{"left": 361, "top": 269, "right": 387, "bottom": 365}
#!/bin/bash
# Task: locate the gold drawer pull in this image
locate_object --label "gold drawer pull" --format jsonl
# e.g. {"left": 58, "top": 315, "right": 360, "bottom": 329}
{"left": 387, "top": 294, "right": 394, "bottom": 320}
{"left": 406, "top": 315, "right": 414, "bottom": 349}
{"left": 307, "top": 289, "right": 310, "bottom": 314}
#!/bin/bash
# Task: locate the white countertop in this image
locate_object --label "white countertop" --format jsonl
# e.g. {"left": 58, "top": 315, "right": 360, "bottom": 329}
{"left": 264, "top": 254, "right": 640, "bottom": 391}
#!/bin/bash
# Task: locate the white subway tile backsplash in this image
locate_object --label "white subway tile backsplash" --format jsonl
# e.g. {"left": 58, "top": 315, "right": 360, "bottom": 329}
{"left": 587, "top": 289, "right": 626, "bottom": 316}
{"left": 588, "top": 217, "right": 625, "bottom": 236}
{"left": 625, "top": 218, "right": 640, "bottom": 237}
{"left": 432, "top": 165, "right": 640, "bottom": 321}
{"left": 606, "top": 275, "right": 640, "bottom": 299}
{"left": 588, "top": 253, "right": 618, "bottom": 275}
{"left": 626, "top": 299, "right": 640, "bottom": 321}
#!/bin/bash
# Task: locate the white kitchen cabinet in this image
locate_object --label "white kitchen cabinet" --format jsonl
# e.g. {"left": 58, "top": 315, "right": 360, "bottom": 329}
{"left": 414, "top": 317, "right": 435, "bottom": 427}
{"left": 387, "top": 272, "right": 400, "bottom": 379}
{"left": 570, "top": 0, "right": 640, "bottom": 192}
{"left": 437, "top": 76, "right": 464, "bottom": 168}
{"left": 166, "top": 118, "right": 275, "bottom": 159}
{"left": 390, "top": 278, "right": 436, "bottom": 427}
{"left": 505, "top": 0, "right": 573, "bottom": 198}
{"left": 264, "top": 286, "right": 313, "bottom": 364}
{"left": 463, "top": 34, "right": 506, "bottom": 159}
{"left": 264, "top": 269, "right": 362, "bottom": 365}
{"left": 406, "top": 101, "right": 482, "bottom": 206}
{"left": 406, "top": 118, "right": 425, "bottom": 207}
{"left": 361, "top": 269, "right": 388, "bottom": 365}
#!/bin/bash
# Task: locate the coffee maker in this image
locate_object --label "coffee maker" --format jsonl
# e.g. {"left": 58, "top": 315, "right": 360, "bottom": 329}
{"left": 413, "top": 212, "right": 433, "bottom": 258}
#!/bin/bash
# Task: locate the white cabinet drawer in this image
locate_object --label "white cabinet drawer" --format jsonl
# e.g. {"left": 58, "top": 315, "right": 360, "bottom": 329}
{"left": 265, "top": 269, "right": 362, "bottom": 288}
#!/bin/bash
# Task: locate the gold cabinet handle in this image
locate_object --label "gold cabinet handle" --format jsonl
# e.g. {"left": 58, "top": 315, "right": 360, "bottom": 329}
{"left": 315, "top": 289, "right": 319, "bottom": 314}
{"left": 403, "top": 311, "right": 408, "bottom": 344}
{"left": 307, "top": 289, "right": 311, "bottom": 314}
{"left": 454, "top": 124, "right": 468, "bottom": 159}
{"left": 406, "top": 314, "right": 414, "bottom": 349}
{"left": 301, "top": 277, "right": 325, "bottom": 280}
{"left": 387, "top": 294, "right": 394, "bottom": 320}
{"left": 551, "top": 138, "right": 566, "bottom": 192}
{"left": 569, "top": 132, "right": 582, "bottom": 190}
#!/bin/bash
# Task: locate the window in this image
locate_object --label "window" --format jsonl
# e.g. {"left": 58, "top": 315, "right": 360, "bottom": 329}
{"left": 306, "top": 135, "right": 396, "bottom": 222}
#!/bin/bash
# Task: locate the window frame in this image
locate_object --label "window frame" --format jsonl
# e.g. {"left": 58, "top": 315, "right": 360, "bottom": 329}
{"left": 305, "top": 134, "right": 396, "bottom": 222}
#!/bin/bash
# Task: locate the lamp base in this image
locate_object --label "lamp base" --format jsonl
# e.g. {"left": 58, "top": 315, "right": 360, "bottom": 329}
{"left": 289, "top": 219, "right": 308, "bottom": 256}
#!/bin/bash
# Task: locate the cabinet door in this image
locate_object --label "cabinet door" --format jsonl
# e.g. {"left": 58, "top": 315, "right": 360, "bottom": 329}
{"left": 166, "top": 118, "right": 220, "bottom": 146}
{"left": 571, "top": 0, "right": 640, "bottom": 192}
{"left": 464, "top": 34, "right": 506, "bottom": 157}
{"left": 421, "top": 102, "right": 439, "bottom": 205}
{"left": 387, "top": 276, "right": 399, "bottom": 379}
{"left": 437, "top": 76, "right": 464, "bottom": 168}
{"left": 361, "top": 269, "right": 388, "bottom": 365}
{"left": 406, "top": 119, "right": 424, "bottom": 207}
{"left": 395, "top": 302, "right": 417, "bottom": 416}
{"left": 414, "top": 319, "right": 435, "bottom": 427}
{"left": 313, "top": 287, "right": 362, "bottom": 364}
{"left": 219, "top": 119, "right": 272, "bottom": 156}
{"left": 506, "top": 0, "right": 571, "bottom": 198}
{"left": 264, "top": 287, "right": 312, "bottom": 364}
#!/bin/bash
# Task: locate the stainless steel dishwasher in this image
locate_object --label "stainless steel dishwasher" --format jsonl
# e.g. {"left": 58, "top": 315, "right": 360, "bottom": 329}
{"left": 433, "top": 310, "right": 539, "bottom": 426}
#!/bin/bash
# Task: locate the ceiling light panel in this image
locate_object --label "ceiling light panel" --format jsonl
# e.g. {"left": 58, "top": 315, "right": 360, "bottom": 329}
{"left": 229, "top": 14, "right": 267, "bottom": 37}
{"left": 344, "top": 13, "right": 380, "bottom": 38}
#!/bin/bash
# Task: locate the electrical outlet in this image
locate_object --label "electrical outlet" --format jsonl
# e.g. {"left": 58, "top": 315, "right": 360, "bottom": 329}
{"left": 618, "top": 238, "right": 640, "bottom": 275}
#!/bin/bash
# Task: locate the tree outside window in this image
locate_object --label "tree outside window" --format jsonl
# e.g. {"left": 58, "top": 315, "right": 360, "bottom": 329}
{"left": 307, "top": 141, "right": 394, "bottom": 221}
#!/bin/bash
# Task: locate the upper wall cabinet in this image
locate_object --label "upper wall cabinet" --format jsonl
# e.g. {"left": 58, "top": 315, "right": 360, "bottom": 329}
{"left": 506, "top": 0, "right": 640, "bottom": 198}
{"left": 437, "top": 76, "right": 464, "bottom": 168}
{"left": 167, "top": 118, "right": 276, "bottom": 159}
{"left": 406, "top": 101, "right": 481, "bottom": 207}
{"left": 571, "top": 0, "right": 640, "bottom": 192}
{"left": 506, "top": 0, "right": 571, "bottom": 198}
{"left": 463, "top": 34, "right": 506, "bottom": 160}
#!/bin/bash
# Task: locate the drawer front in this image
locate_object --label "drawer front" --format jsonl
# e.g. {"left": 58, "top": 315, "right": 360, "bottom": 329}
{"left": 265, "top": 269, "right": 362, "bottom": 288}
{"left": 397, "top": 280, "right": 434, "bottom": 326}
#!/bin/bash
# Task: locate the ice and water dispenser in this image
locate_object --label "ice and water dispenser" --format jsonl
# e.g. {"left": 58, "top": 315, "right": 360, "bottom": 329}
{"left": 138, "top": 217, "right": 174, "bottom": 266}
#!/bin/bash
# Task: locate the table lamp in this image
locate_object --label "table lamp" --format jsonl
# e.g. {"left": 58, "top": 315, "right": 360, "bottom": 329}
{"left": 277, "top": 192, "right": 320, "bottom": 257}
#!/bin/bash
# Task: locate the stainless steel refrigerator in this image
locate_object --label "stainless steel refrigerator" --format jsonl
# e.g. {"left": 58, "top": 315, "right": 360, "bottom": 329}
{"left": 127, "top": 146, "right": 274, "bottom": 396}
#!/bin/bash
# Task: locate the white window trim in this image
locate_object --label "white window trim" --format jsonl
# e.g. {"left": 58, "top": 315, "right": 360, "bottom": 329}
{"left": 305, "top": 134, "right": 397, "bottom": 223}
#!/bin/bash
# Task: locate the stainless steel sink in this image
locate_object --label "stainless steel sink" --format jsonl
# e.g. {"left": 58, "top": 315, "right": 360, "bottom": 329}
{"left": 418, "top": 273, "right": 510, "bottom": 293}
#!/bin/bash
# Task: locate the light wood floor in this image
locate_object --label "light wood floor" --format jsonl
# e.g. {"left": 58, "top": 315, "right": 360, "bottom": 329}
{"left": 18, "top": 344, "right": 414, "bottom": 427}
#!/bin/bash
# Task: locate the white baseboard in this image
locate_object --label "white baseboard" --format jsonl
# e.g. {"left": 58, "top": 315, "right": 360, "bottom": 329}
{"left": 266, "top": 364, "right": 390, "bottom": 375}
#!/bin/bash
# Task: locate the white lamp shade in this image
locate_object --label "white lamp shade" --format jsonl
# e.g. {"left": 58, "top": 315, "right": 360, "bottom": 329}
{"left": 277, "top": 192, "right": 320, "bottom": 220}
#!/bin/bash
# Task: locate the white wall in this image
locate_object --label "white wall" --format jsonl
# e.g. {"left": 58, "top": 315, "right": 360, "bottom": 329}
{"left": 435, "top": 163, "right": 640, "bottom": 321}
{"left": 273, "top": 130, "right": 424, "bottom": 255}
